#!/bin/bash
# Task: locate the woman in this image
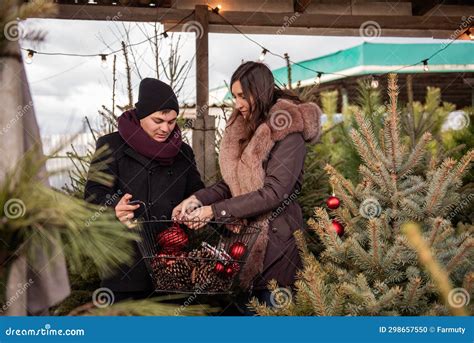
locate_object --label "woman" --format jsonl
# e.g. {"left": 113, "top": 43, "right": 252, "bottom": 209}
{"left": 172, "top": 62, "right": 321, "bottom": 311}
{"left": 85, "top": 78, "right": 204, "bottom": 302}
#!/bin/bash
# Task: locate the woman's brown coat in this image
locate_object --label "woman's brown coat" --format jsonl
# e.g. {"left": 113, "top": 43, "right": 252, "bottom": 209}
{"left": 193, "top": 99, "right": 321, "bottom": 290}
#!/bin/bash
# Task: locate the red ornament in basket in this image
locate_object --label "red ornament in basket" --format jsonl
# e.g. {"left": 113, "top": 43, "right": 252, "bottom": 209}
{"left": 229, "top": 242, "right": 247, "bottom": 260}
{"left": 156, "top": 222, "right": 189, "bottom": 253}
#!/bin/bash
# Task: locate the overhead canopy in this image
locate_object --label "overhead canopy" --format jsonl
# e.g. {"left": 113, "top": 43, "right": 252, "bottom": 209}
{"left": 272, "top": 41, "right": 474, "bottom": 88}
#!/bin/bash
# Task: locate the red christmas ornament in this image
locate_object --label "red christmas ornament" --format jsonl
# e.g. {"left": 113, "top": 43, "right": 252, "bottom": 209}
{"left": 156, "top": 223, "right": 188, "bottom": 252}
{"left": 214, "top": 261, "right": 225, "bottom": 274}
{"left": 326, "top": 195, "right": 340, "bottom": 210}
{"left": 229, "top": 242, "right": 247, "bottom": 260}
{"left": 331, "top": 220, "right": 344, "bottom": 237}
{"left": 224, "top": 265, "right": 234, "bottom": 277}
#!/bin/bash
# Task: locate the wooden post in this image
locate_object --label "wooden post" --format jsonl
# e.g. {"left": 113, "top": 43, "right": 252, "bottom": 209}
{"left": 193, "top": 5, "right": 217, "bottom": 185}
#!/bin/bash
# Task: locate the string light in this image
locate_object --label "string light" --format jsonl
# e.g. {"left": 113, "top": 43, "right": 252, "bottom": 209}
{"left": 469, "top": 28, "right": 474, "bottom": 40}
{"left": 100, "top": 54, "right": 107, "bottom": 68}
{"left": 422, "top": 59, "right": 429, "bottom": 72}
{"left": 20, "top": 5, "right": 464, "bottom": 87}
{"left": 211, "top": 4, "right": 222, "bottom": 14}
{"left": 315, "top": 72, "right": 322, "bottom": 86}
{"left": 370, "top": 75, "right": 379, "bottom": 89}
{"left": 149, "top": 1, "right": 156, "bottom": 7}
{"left": 25, "top": 49, "right": 35, "bottom": 64}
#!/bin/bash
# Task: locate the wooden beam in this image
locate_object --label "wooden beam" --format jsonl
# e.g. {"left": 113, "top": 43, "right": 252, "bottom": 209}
{"left": 412, "top": 0, "right": 441, "bottom": 16}
{"left": 52, "top": 4, "right": 193, "bottom": 22}
{"left": 294, "top": 0, "right": 312, "bottom": 13}
{"left": 206, "top": 10, "right": 466, "bottom": 38}
{"left": 193, "top": 5, "right": 216, "bottom": 185}
{"left": 41, "top": 4, "right": 467, "bottom": 38}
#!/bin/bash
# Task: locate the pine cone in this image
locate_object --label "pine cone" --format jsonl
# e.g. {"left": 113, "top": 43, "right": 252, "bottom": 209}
{"left": 189, "top": 248, "right": 233, "bottom": 292}
{"left": 167, "top": 257, "right": 192, "bottom": 289}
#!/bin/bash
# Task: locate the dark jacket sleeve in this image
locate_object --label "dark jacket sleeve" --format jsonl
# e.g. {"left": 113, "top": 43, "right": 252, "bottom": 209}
{"left": 83, "top": 135, "right": 120, "bottom": 208}
{"left": 183, "top": 146, "right": 205, "bottom": 198}
{"left": 193, "top": 180, "right": 232, "bottom": 206}
{"left": 211, "top": 133, "right": 306, "bottom": 221}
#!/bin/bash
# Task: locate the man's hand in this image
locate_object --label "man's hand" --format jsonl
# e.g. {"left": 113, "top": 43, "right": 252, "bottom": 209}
{"left": 115, "top": 193, "right": 140, "bottom": 225}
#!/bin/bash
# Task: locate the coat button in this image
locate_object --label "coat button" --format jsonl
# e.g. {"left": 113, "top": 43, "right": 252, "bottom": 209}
{"left": 148, "top": 202, "right": 153, "bottom": 207}
{"left": 148, "top": 170, "right": 153, "bottom": 175}
{"left": 167, "top": 169, "right": 173, "bottom": 176}
{"left": 220, "top": 210, "right": 227, "bottom": 216}
{"left": 272, "top": 227, "right": 278, "bottom": 233}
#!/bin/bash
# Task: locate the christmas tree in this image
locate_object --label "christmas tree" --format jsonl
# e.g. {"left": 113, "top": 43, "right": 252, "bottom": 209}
{"left": 250, "top": 74, "right": 473, "bottom": 316}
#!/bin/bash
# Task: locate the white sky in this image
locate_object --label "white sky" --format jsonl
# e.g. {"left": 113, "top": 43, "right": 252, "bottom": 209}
{"left": 21, "top": 18, "right": 443, "bottom": 136}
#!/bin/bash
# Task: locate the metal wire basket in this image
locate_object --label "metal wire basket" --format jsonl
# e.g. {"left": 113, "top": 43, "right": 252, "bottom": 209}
{"left": 132, "top": 203, "right": 260, "bottom": 294}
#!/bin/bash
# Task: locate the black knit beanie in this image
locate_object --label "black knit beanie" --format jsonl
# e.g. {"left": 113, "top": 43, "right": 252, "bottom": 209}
{"left": 135, "top": 78, "right": 179, "bottom": 120}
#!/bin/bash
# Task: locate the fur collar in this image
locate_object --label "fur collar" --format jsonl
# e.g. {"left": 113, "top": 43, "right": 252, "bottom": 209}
{"left": 219, "top": 99, "right": 321, "bottom": 197}
{"left": 218, "top": 99, "right": 321, "bottom": 288}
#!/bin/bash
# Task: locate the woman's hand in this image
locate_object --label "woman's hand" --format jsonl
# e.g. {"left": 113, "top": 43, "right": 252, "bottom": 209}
{"left": 115, "top": 193, "right": 140, "bottom": 226}
{"left": 172, "top": 195, "right": 202, "bottom": 221}
{"left": 183, "top": 205, "right": 214, "bottom": 230}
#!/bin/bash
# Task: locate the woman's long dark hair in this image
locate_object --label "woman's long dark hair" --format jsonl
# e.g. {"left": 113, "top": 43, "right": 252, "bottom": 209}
{"left": 228, "top": 61, "right": 301, "bottom": 155}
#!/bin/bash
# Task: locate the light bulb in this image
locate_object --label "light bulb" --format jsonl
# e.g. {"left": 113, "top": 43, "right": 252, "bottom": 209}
{"left": 423, "top": 59, "right": 429, "bottom": 72}
{"left": 25, "top": 50, "right": 34, "bottom": 64}
{"left": 370, "top": 75, "right": 379, "bottom": 89}
{"left": 315, "top": 72, "right": 322, "bottom": 86}
{"left": 259, "top": 49, "right": 268, "bottom": 62}
{"left": 100, "top": 54, "right": 108, "bottom": 69}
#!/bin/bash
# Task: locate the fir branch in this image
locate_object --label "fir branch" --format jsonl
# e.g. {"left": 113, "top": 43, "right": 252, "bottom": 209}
{"left": 399, "top": 132, "right": 432, "bottom": 177}
{"left": 424, "top": 158, "right": 457, "bottom": 215}
{"left": 402, "top": 222, "right": 468, "bottom": 316}
{"left": 446, "top": 238, "right": 474, "bottom": 273}
{"left": 385, "top": 74, "right": 402, "bottom": 172}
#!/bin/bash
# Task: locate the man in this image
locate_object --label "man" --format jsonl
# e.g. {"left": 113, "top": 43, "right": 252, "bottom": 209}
{"left": 84, "top": 78, "right": 204, "bottom": 302}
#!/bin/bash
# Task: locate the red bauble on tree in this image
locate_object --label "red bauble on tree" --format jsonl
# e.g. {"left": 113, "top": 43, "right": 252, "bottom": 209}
{"left": 229, "top": 242, "right": 247, "bottom": 260}
{"left": 156, "top": 223, "right": 189, "bottom": 253}
{"left": 326, "top": 194, "right": 340, "bottom": 210}
{"left": 331, "top": 220, "right": 344, "bottom": 237}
